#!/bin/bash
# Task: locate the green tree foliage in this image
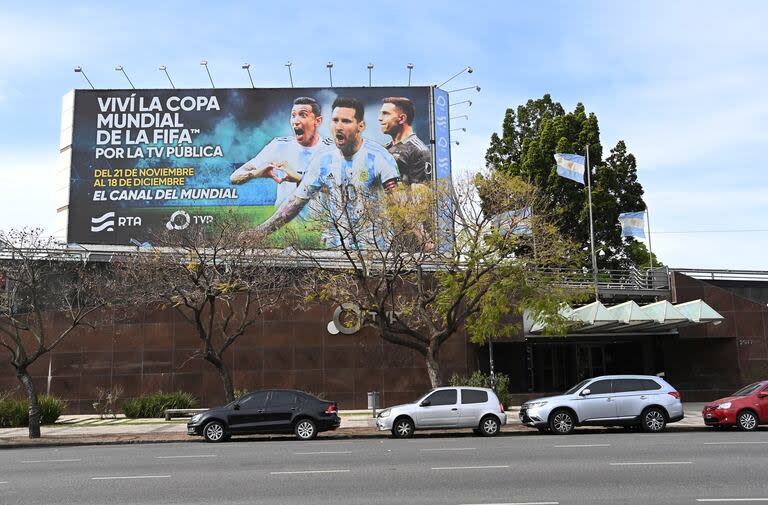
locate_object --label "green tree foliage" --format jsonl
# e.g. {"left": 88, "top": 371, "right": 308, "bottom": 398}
{"left": 486, "top": 95, "right": 652, "bottom": 269}
{"left": 297, "top": 175, "right": 586, "bottom": 387}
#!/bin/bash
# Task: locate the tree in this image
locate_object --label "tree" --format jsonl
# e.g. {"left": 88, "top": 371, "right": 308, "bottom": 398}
{"left": 294, "top": 174, "right": 585, "bottom": 387}
{"left": 486, "top": 95, "right": 651, "bottom": 269}
{"left": 119, "top": 212, "right": 297, "bottom": 402}
{"left": 0, "top": 228, "right": 114, "bottom": 438}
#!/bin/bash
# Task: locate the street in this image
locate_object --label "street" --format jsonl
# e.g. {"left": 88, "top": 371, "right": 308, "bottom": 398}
{"left": 1, "top": 430, "right": 767, "bottom": 504}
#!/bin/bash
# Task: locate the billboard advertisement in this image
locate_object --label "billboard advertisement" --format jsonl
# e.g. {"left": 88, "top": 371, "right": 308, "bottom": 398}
{"left": 64, "top": 87, "right": 445, "bottom": 248}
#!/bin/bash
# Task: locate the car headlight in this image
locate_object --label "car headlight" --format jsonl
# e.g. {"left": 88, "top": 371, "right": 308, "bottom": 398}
{"left": 525, "top": 401, "right": 548, "bottom": 409}
{"left": 716, "top": 402, "right": 732, "bottom": 409}
{"left": 190, "top": 414, "right": 202, "bottom": 423}
{"left": 378, "top": 408, "right": 391, "bottom": 418}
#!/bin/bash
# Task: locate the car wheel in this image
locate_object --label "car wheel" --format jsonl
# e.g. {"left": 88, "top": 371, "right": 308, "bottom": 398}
{"left": 479, "top": 415, "right": 500, "bottom": 437}
{"left": 641, "top": 407, "right": 667, "bottom": 433}
{"left": 737, "top": 410, "right": 758, "bottom": 431}
{"left": 549, "top": 409, "right": 575, "bottom": 435}
{"left": 392, "top": 417, "right": 414, "bottom": 439}
{"left": 203, "top": 420, "right": 227, "bottom": 443}
{"left": 294, "top": 418, "right": 317, "bottom": 440}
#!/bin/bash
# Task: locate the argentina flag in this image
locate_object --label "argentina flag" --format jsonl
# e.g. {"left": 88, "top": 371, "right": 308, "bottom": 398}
{"left": 554, "top": 153, "right": 586, "bottom": 184}
{"left": 618, "top": 211, "right": 646, "bottom": 238}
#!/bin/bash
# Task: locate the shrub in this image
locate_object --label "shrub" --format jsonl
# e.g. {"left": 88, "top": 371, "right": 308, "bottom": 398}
{"left": 449, "top": 370, "right": 512, "bottom": 408}
{"left": 0, "top": 395, "right": 66, "bottom": 427}
{"left": 92, "top": 386, "right": 123, "bottom": 419}
{"left": 122, "top": 391, "right": 199, "bottom": 418}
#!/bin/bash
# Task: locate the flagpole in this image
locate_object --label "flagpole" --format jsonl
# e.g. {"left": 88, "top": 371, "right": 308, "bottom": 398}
{"left": 646, "top": 207, "right": 654, "bottom": 269}
{"left": 585, "top": 143, "right": 599, "bottom": 300}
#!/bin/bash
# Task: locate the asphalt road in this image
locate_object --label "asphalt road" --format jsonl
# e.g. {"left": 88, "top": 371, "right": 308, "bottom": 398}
{"left": 1, "top": 429, "right": 767, "bottom": 505}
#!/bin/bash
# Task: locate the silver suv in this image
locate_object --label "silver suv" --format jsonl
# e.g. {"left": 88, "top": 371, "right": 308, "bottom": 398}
{"left": 520, "top": 375, "right": 684, "bottom": 434}
{"left": 376, "top": 387, "right": 507, "bottom": 438}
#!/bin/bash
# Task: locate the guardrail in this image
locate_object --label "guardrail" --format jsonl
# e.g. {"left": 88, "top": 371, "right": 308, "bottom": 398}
{"left": 670, "top": 268, "right": 768, "bottom": 282}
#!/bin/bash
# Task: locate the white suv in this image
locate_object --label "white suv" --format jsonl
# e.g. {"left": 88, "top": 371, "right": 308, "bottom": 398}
{"left": 376, "top": 387, "right": 507, "bottom": 438}
{"left": 520, "top": 375, "right": 684, "bottom": 434}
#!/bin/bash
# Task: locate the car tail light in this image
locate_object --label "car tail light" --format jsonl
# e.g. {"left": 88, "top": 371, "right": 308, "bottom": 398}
{"left": 499, "top": 402, "right": 505, "bottom": 413}
{"left": 325, "top": 402, "right": 338, "bottom": 414}
{"left": 668, "top": 391, "right": 681, "bottom": 400}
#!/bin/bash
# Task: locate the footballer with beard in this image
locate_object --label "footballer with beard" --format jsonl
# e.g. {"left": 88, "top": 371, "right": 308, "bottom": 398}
{"left": 252, "top": 96, "right": 401, "bottom": 247}
{"left": 378, "top": 96, "right": 432, "bottom": 186}
{"left": 230, "top": 96, "right": 334, "bottom": 208}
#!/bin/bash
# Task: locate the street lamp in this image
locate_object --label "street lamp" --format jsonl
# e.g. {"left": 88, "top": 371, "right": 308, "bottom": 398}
{"left": 438, "top": 66, "right": 472, "bottom": 88}
{"left": 242, "top": 63, "right": 254, "bottom": 88}
{"left": 159, "top": 65, "right": 175, "bottom": 88}
{"left": 285, "top": 62, "right": 294, "bottom": 88}
{"left": 450, "top": 100, "right": 472, "bottom": 108}
{"left": 115, "top": 65, "right": 135, "bottom": 89}
{"left": 367, "top": 63, "right": 374, "bottom": 87}
{"left": 447, "top": 85, "right": 481, "bottom": 94}
{"left": 407, "top": 63, "right": 414, "bottom": 86}
{"left": 450, "top": 127, "right": 466, "bottom": 132}
{"left": 327, "top": 62, "right": 334, "bottom": 87}
{"left": 450, "top": 115, "right": 469, "bottom": 121}
{"left": 73, "top": 66, "right": 94, "bottom": 89}
{"left": 200, "top": 59, "right": 215, "bottom": 88}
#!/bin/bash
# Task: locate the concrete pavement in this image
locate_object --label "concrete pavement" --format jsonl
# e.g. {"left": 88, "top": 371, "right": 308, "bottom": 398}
{"left": 0, "top": 403, "right": 711, "bottom": 447}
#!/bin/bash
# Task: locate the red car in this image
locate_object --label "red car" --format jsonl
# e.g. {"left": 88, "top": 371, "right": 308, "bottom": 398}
{"left": 702, "top": 381, "right": 768, "bottom": 431}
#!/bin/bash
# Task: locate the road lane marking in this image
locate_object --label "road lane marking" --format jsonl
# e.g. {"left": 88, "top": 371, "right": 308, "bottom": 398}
{"left": 420, "top": 447, "right": 477, "bottom": 452}
{"left": 22, "top": 459, "right": 81, "bottom": 463}
{"left": 155, "top": 455, "right": 217, "bottom": 459}
{"left": 609, "top": 461, "right": 692, "bottom": 466}
{"left": 553, "top": 444, "right": 610, "bottom": 448}
{"left": 91, "top": 475, "right": 171, "bottom": 480}
{"left": 697, "top": 499, "right": 768, "bottom": 502}
{"left": 270, "top": 469, "right": 350, "bottom": 475}
{"left": 432, "top": 465, "right": 510, "bottom": 470}
{"left": 460, "top": 502, "right": 559, "bottom": 505}
{"left": 703, "top": 441, "right": 768, "bottom": 445}
{"left": 294, "top": 451, "right": 353, "bottom": 455}
{"left": 0, "top": 481, "right": 8, "bottom": 484}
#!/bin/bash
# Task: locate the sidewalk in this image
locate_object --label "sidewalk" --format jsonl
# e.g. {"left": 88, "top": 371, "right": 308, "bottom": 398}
{"left": 0, "top": 404, "right": 710, "bottom": 448}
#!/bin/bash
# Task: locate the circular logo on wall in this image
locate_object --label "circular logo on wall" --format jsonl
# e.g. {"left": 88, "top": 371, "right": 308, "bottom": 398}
{"left": 166, "top": 210, "right": 191, "bottom": 231}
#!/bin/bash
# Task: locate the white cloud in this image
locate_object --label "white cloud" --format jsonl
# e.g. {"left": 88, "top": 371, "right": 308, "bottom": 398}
{"left": 0, "top": 150, "right": 59, "bottom": 233}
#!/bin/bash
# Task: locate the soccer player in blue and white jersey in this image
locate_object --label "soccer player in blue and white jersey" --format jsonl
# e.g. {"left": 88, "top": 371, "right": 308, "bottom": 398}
{"left": 230, "top": 97, "right": 334, "bottom": 208}
{"left": 253, "top": 96, "right": 401, "bottom": 245}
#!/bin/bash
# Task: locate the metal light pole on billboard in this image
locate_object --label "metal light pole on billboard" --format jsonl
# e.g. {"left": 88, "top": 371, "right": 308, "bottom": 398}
{"left": 326, "top": 62, "right": 334, "bottom": 87}
{"left": 200, "top": 60, "right": 215, "bottom": 88}
{"left": 242, "top": 63, "right": 255, "bottom": 88}
{"left": 585, "top": 143, "right": 599, "bottom": 299}
{"left": 438, "top": 66, "right": 473, "bottom": 88}
{"left": 447, "top": 85, "right": 480, "bottom": 94}
{"left": 73, "top": 66, "right": 95, "bottom": 89}
{"left": 407, "top": 63, "right": 414, "bottom": 86}
{"left": 115, "top": 65, "right": 135, "bottom": 89}
{"left": 285, "top": 62, "right": 294, "bottom": 88}
{"left": 158, "top": 65, "right": 175, "bottom": 88}
{"left": 367, "top": 63, "right": 373, "bottom": 86}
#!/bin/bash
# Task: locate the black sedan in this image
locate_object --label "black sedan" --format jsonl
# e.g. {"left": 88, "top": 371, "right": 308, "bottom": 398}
{"left": 187, "top": 389, "right": 340, "bottom": 442}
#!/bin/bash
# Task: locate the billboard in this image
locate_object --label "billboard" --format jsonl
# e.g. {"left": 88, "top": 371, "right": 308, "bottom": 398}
{"left": 62, "top": 87, "right": 448, "bottom": 247}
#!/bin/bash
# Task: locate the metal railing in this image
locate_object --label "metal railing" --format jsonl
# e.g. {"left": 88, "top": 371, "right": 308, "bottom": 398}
{"left": 670, "top": 268, "right": 768, "bottom": 282}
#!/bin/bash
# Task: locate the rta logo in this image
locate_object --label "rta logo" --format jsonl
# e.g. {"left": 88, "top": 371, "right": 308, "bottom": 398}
{"left": 91, "top": 211, "right": 115, "bottom": 232}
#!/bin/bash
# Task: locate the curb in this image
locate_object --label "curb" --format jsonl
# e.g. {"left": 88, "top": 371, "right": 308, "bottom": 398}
{"left": 0, "top": 423, "right": 716, "bottom": 449}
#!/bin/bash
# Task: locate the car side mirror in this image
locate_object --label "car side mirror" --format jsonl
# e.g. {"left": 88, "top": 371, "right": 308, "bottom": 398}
{"left": 233, "top": 403, "right": 240, "bottom": 410}
{"left": 420, "top": 400, "right": 431, "bottom": 407}
{"left": 758, "top": 393, "right": 768, "bottom": 399}
{"left": 580, "top": 389, "right": 591, "bottom": 396}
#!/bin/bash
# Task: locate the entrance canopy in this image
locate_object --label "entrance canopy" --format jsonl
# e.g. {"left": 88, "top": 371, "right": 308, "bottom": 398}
{"left": 529, "top": 299, "right": 723, "bottom": 336}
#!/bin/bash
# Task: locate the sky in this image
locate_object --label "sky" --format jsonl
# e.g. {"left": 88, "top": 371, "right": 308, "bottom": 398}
{"left": 0, "top": 0, "right": 766, "bottom": 270}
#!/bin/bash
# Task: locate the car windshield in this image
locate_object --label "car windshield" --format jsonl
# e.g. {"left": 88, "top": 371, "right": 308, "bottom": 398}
{"left": 564, "top": 380, "right": 590, "bottom": 395}
{"left": 732, "top": 382, "right": 765, "bottom": 396}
